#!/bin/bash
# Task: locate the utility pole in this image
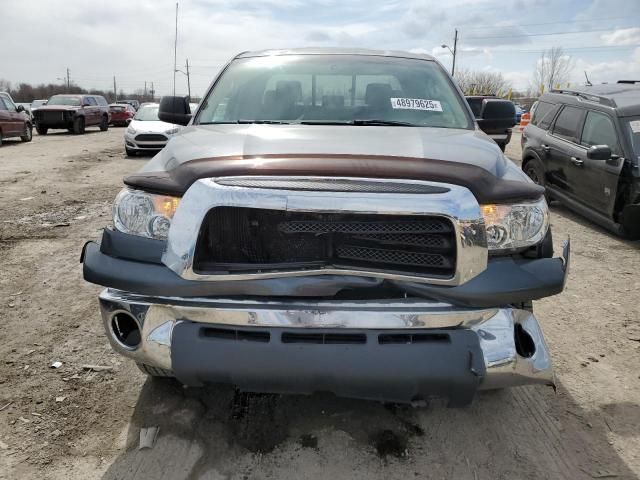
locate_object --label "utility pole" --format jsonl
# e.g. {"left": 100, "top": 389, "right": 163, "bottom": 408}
{"left": 185, "top": 58, "right": 191, "bottom": 100}
{"left": 113, "top": 76, "right": 117, "bottom": 102}
{"left": 173, "top": 2, "right": 178, "bottom": 97}
{"left": 150, "top": 82, "right": 155, "bottom": 102}
{"left": 144, "top": 81, "right": 147, "bottom": 100}
{"left": 451, "top": 29, "right": 458, "bottom": 77}
{"left": 66, "top": 67, "right": 70, "bottom": 92}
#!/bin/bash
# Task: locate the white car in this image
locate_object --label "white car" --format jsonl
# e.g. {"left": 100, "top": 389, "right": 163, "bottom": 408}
{"left": 124, "top": 103, "right": 180, "bottom": 156}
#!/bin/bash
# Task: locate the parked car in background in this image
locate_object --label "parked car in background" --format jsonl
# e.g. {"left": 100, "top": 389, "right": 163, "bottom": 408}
{"left": 0, "top": 92, "right": 33, "bottom": 145}
{"left": 124, "top": 102, "right": 180, "bottom": 155}
{"left": 109, "top": 103, "right": 136, "bottom": 126}
{"left": 466, "top": 95, "right": 517, "bottom": 151}
{"left": 117, "top": 99, "right": 140, "bottom": 110}
{"left": 515, "top": 104, "right": 524, "bottom": 124}
{"left": 33, "top": 94, "right": 110, "bottom": 135}
{"left": 16, "top": 103, "right": 34, "bottom": 123}
{"left": 31, "top": 99, "right": 48, "bottom": 110}
{"left": 522, "top": 84, "right": 640, "bottom": 238}
{"left": 83, "top": 48, "right": 568, "bottom": 407}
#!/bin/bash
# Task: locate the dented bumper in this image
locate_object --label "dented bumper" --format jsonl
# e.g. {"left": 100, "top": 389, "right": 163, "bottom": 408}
{"left": 98, "top": 289, "right": 555, "bottom": 406}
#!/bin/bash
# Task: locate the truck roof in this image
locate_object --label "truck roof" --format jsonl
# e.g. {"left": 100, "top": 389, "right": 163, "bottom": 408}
{"left": 236, "top": 47, "right": 435, "bottom": 62}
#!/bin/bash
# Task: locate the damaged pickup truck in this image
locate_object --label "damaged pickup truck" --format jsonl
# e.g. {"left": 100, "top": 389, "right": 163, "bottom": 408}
{"left": 82, "top": 48, "right": 569, "bottom": 407}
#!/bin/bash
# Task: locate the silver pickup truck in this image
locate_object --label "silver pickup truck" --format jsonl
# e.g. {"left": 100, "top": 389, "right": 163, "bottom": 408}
{"left": 82, "top": 48, "right": 569, "bottom": 407}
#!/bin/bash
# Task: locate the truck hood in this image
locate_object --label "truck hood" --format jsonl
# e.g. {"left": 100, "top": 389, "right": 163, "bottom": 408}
{"left": 126, "top": 124, "right": 542, "bottom": 203}
{"left": 141, "top": 124, "right": 506, "bottom": 175}
{"left": 36, "top": 105, "right": 80, "bottom": 112}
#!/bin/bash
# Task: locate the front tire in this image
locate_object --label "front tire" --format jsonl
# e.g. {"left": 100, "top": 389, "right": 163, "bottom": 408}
{"left": 99, "top": 115, "right": 109, "bottom": 131}
{"left": 125, "top": 146, "right": 137, "bottom": 157}
{"left": 498, "top": 142, "right": 506, "bottom": 152}
{"left": 21, "top": 124, "right": 33, "bottom": 142}
{"left": 524, "top": 158, "right": 550, "bottom": 201}
{"left": 36, "top": 125, "right": 48, "bottom": 135}
{"left": 73, "top": 117, "right": 85, "bottom": 134}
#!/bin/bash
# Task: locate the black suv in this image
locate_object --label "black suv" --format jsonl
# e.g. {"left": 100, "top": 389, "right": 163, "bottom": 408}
{"left": 522, "top": 84, "right": 640, "bottom": 238}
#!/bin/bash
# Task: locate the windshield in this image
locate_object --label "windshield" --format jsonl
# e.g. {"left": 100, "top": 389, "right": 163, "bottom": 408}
{"left": 133, "top": 105, "right": 159, "bottom": 121}
{"left": 196, "top": 55, "right": 472, "bottom": 129}
{"left": 32, "top": 100, "right": 47, "bottom": 108}
{"left": 627, "top": 117, "right": 640, "bottom": 161}
{"left": 47, "top": 95, "right": 81, "bottom": 106}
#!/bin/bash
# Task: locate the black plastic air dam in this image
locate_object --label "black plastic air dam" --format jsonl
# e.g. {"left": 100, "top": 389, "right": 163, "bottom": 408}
{"left": 81, "top": 240, "right": 570, "bottom": 308}
{"left": 170, "top": 324, "right": 486, "bottom": 407}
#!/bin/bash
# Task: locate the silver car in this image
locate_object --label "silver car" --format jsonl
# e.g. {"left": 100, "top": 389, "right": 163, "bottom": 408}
{"left": 124, "top": 103, "right": 181, "bottom": 156}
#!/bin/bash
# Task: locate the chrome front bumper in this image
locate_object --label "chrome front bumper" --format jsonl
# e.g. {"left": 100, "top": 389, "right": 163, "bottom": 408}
{"left": 98, "top": 288, "right": 554, "bottom": 394}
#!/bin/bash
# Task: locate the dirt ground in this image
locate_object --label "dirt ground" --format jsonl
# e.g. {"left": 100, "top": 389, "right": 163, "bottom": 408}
{"left": 0, "top": 127, "right": 639, "bottom": 480}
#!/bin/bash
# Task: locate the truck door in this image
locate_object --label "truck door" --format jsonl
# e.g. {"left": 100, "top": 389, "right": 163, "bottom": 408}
{"left": 546, "top": 105, "right": 586, "bottom": 195}
{"left": 569, "top": 110, "right": 625, "bottom": 216}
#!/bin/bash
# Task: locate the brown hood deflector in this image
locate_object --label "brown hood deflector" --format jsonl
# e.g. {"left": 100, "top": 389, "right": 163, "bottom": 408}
{"left": 124, "top": 154, "right": 544, "bottom": 204}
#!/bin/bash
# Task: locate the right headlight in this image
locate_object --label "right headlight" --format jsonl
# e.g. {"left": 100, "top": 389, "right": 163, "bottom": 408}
{"left": 112, "top": 188, "right": 180, "bottom": 240}
{"left": 481, "top": 197, "right": 549, "bottom": 252}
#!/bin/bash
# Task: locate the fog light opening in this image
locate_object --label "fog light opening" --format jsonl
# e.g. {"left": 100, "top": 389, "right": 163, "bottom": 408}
{"left": 111, "top": 312, "right": 141, "bottom": 349}
{"left": 514, "top": 323, "right": 535, "bottom": 358}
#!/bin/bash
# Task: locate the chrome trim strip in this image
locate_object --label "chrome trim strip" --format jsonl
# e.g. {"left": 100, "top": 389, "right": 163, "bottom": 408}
{"left": 163, "top": 176, "right": 488, "bottom": 286}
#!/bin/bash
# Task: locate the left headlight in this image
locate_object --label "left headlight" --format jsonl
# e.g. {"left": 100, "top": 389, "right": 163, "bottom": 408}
{"left": 481, "top": 197, "right": 549, "bottom": 252}
{"left": 126, "top": 126, "right": 137, "bottom": 135}
{"left": 112, "top": 188, "right": 180, "bottom": 240}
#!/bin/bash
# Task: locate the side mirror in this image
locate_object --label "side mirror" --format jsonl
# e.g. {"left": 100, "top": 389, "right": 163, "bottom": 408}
{"left": 158, "top": 96, "right": 191, "bottom": 126}
{"left": 587, "top": 145, "right": 612, "bottom": 160}
{"left": 16, "top": 105, "right": 25, "bottom": 112}
{"left": 477, "top": 99, "right": 517, "bottom": 131}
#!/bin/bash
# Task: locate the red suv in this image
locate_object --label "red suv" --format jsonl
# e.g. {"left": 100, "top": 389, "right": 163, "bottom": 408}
{"left": 109, "top": 103, "right": 135, "bottom": 126}
{"left": 0, "top": 92, "right": 33, "bottom": 146}
{"left": 34, "top": 94, "right": 110, "bottom": 135}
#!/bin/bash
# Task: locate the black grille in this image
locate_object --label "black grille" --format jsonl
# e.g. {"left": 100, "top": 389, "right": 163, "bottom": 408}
{"left": 135, "top": 133, "right": 167, "bottom": 142}
{"left": 336, "top": 245, "right": 447, "bottom": 268}
{"left": 194, "top": 207, "right": 456, "bottom": 278}
{"left": 39, "top": 111, "right": 64, "bottom": 123}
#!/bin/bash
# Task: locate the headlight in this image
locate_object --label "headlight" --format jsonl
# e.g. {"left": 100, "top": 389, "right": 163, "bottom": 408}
{"left": 126, "top": 126, "right": 137, "bottom": 134}
{"left": 112, "top": 189, "right": 180, "bottom": 240}
{"left": 165, "top": 126, "right": 180, "bottom": 135}
{"left": 481, "top": 197, "right": 549, "bottom": 252}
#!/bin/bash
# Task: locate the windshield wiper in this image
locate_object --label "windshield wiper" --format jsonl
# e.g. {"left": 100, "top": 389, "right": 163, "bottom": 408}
{"left": 351, "top": 119, "right": 419, "bottom": 127}
{"left": 297, "top": 119, "right": 419, "bottom": 126}
{"left": 237, "top": 119, "right": 291, "bottom": 124}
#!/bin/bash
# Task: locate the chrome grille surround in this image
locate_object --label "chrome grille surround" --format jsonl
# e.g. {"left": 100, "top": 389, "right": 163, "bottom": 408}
{"left": 163, "top": 176, "right": 488, "bottom": 286}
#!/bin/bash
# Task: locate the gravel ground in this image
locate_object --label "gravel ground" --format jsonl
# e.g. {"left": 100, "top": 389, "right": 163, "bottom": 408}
{"left": 0, "top": 127, "right": 639, "bottom": 480}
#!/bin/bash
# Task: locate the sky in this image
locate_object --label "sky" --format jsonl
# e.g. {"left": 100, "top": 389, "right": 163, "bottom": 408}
{"left": 1, "top": 0, "right": 640, "bottom": 97}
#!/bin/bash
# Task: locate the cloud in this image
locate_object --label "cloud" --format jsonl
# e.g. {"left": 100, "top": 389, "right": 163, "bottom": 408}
{"left": 601, "top": 28, "right": 640, "bottom": 46}
{"left": 572, "top": 47, "right": 640, "bottom": 85}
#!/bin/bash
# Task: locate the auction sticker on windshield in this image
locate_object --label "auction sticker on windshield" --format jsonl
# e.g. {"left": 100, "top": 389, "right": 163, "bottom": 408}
{"left": 390, "top": 98, "right": 443, "bottom": 111}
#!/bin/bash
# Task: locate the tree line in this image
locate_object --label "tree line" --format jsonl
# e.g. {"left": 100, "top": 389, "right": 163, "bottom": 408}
{"left": 453, "top": 46, "right": 574, "bottom": 99}
{"left": 0, "top": 78, "right": 154, "bottom": 104}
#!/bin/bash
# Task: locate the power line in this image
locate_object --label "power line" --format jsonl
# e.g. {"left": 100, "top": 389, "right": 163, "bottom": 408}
{"left": 465, "top": 27, "right": 625, "bottom": 40}
{"left": 479, "top": 44, "right": 640, "bottom": 54}
{"left": 462, "top": 15, "right": 640, "bottom": 30}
